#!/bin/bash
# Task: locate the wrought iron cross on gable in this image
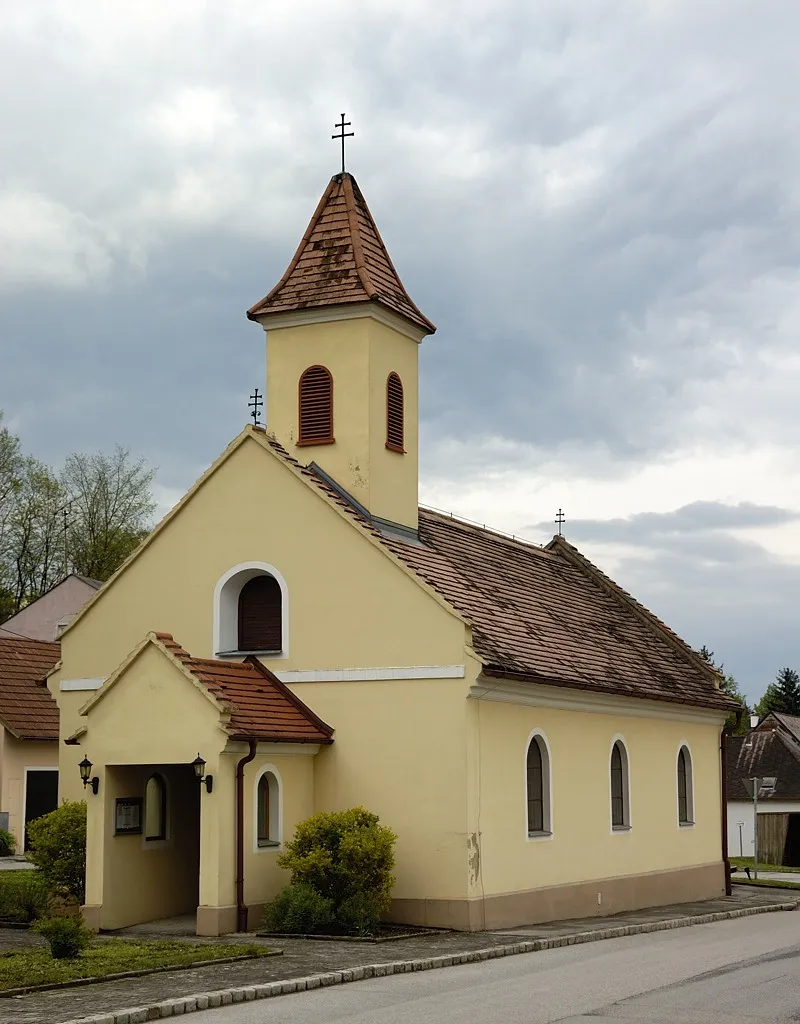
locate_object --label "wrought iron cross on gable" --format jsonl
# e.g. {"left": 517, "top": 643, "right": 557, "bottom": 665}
{"left": 332, "top": 113, "right": 354, "bottom": 174}
{"left": 248, "top": 388, "right": 263, "bottom": 426}
{"left": 555, "top": 509, "right": 566, "bottom": 536}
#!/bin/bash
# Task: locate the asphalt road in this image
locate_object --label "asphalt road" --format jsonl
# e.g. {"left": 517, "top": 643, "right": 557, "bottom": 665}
{"left": 198, "top": 911, "right": 800, "bottom": 1023}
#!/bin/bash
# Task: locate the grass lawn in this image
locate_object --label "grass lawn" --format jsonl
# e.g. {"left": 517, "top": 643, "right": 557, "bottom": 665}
{"left": 732, "top": 876, "right": 800, "bottom": 891}
{"left": 730, "top": 857, "right": 800, "bottom": 874}
{"left": 0, "top": 939, "right": 271, "bottom": 993}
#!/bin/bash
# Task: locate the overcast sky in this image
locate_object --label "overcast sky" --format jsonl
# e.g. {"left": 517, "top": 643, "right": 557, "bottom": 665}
{"left": 2, "top": 0, "right": 799, "bottom": 704}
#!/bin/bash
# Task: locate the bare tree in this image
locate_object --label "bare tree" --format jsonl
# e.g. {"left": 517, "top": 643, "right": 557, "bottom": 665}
{"left": 62, "top": 446, "right": 156, "bottom": 581}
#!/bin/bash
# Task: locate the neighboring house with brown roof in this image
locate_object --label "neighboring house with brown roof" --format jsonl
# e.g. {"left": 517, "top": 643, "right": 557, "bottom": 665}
{"left": 0, "top": 637, "right": 61, "bottom": 848}
{"left": 726, "top": 713, "right": 800, "bottom": 864}
{"left": 50, "top": 167, "right": 737, "bottom": 937}
{"left": 0, "top": 573, "right": 102, "bottom": 642}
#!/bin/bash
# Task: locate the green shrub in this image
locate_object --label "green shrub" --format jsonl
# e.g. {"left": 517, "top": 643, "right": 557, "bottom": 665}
{"left": 276, "top": 807, "right": 396, "bottom": 935}
{"left": 0, "top": 829, "right": 16, "bottom": 856}
{"left": 336, "top": 890, "right": 389, "bottom": 937}
{"left": 27, "top": 802, "right": 87, "bottom": 905}
{"left": 0, "top": 871, "right": 49, "bottom": 922}
{"left": 263, "top": 882, "right": 335, "bottom": 934}
{"left": 33, "top": 915, "right": 92, "bottom": 959}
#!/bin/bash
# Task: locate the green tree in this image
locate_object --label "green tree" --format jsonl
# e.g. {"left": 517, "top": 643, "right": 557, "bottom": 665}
{"left": 699, "top": 646, "right": 749, "bottom": 734}
{"left": 0, "top": 416, "right": 157, "bottom": 624}
{"left": 27, "top": 801, "right": 87, "bottom": 905}
{"left": 755, "top": 668, "right": 800, "bottom": 718}
{"left": 62, "top": 446, "right": 156, "bottom": 581}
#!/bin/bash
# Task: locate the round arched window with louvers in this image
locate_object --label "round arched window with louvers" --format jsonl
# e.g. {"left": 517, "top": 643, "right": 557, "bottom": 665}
{"left": 298, "top": 365, "right": 334, "bottom": 445}
{"left": 386, "top": 372, "right": 404, "bottom": 453}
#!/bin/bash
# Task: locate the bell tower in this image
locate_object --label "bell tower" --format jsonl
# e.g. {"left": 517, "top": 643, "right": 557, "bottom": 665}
{"left": 247, "top": 171, "right": 435, "bottom": 533}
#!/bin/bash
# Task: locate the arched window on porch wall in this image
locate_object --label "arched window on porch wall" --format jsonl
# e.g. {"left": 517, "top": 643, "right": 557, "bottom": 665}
{"left": 144, "top": 773, "right": 167, "bottom": 842}
{"left": 213, "top": 563, "right": 289, "bottom": 658}
{"left": 254, "top": 766, "right": 281, "bottom": 849}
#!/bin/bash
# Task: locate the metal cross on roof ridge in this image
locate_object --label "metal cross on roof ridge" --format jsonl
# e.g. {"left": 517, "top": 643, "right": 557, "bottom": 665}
{"left": 555, "top": 509, "right": 566, "bottom": 536}
{"left": 248, "top": 388, "right": 263, "bottom": 426}
{"left": 332, "top": 113, "right": 354, "bottom": 175}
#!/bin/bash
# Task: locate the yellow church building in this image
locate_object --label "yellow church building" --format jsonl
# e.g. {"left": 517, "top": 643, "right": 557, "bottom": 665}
{"left": 48, "top": 169, "right": 737, "bottom": 936}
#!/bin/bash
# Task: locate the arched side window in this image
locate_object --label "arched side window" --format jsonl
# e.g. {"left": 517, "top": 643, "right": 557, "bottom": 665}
{"left": 678, "top": 745, "right": 694, "bottom": 826}
{"left": 298, "top": 365, "right": 334, "bottom": 446}
{"left": 610, "top": 740, "right": 631, "bottom": 830}
{"left": 386, "top": 372, "right": 405, "bottom": 453}
{"left": 214, "top": 562, "right": 289, "bottom": 658}
{"left": 238, "top": 575, "right": 282, "bottom": 652}
{"left": 525, "top": 733, "right": 552, "bottom": 836}
{"left": 144, "top": 773, "right": 167, "bottom": 842}
{"left": 255, "top": 768, "right": 281, "bottom": 849}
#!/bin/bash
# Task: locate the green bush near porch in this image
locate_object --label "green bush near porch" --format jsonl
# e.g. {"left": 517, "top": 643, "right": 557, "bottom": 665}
{"left": 0, "top": 871, "right": 49, "bottom": 923}
{"left": 265, "top": 807, "right": 396, "bottom": 936}
{"left": 0, "top": 939, "right": 271, "bottom": 992}
{"left": 26, "top": 802, "right": 87, "bottom": 906}
{"left": 0, "top": 829, "right": 16, "bottom": 856}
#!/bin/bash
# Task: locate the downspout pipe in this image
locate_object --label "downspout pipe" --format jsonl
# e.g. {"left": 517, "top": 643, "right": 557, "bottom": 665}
{"left": 236, "top": 739, "right": 258, "bottom": 932}
{"left": 720, "top": 722, "right": 734, "bottom": 896}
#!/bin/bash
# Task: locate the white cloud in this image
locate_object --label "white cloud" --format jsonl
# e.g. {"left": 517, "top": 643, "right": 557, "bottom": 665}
{"left": 0, "top": 192, "right": 114, "bottom": 289}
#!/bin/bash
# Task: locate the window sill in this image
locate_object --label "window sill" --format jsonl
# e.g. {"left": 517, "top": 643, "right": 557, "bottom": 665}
{"left": 611, "top": 825, "right": 632, "bottom": 833}
{"left": 527, "top": 830, "right": 553, "bottom": 840}
{"left": 216, "top": 650, "right": 283, "bottom": 658}
{"left": 257, "top": 840, "right": 280, "bottom": 849}
{"left": 679, "top": 821, "right": 695, "bottom": 828}
{"left": 296, "top": 437, "right": 335, "bottom": 448}
{"left": 385, "top": 442, "right": 406, "bottom": 454}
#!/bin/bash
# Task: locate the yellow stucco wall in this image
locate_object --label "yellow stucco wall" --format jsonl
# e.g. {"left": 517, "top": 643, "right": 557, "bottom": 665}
{"left": 0, "top": 731, "right": 58, "bottom": 846}
{"left": 471, "top": 698, "right": 723, "bottom": 897}
{"left": 51, "top": 433, "right": 463, "bottom": 737}
{"left": 265, "top": 316, "right": 421, "bottom": 528}
{"left": 294, "top": 677, "right": 472, "bottom": 901}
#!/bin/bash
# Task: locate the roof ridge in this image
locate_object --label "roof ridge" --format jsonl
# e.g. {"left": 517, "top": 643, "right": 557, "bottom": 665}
{"left": 419, "top": 507, "right": 554, "bottom": 559}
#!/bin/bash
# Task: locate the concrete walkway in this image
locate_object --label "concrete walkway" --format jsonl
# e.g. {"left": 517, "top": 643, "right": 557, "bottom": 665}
{"left": 2, "top": 887, "right": 798, "bottom": 1024}
{"left": 745, "top": 870, "right": 800, "bottom": 883}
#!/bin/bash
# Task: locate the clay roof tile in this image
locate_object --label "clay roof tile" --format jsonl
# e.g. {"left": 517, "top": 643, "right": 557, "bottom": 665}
{"left": 247, "top": 173, "right": 436, "bottom": 335}
{"left": 0, "top": 636, "right": 60, "bottom": 740}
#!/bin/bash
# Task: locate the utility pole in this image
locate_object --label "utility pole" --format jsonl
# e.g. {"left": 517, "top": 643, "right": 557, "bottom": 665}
{"left": 751, "top": 777, "right": 760, "bottom": 879}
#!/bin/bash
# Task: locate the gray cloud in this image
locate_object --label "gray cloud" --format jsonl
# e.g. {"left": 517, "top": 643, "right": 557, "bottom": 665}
{"left": 2, "top": 1, "right": 800, "bottom": 699}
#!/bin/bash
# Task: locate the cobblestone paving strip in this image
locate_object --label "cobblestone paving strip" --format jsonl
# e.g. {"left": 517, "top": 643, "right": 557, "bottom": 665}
{"left": 1, "top": 887, "right": 796, "bottom": 1024}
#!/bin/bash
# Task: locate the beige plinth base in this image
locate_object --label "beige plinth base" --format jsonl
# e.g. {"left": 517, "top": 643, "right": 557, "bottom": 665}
{"left": 81, "top": 904, "right": 102, "bottom": 933}
{"left": 390, "top": 861, "right": 726, "bottom": 932}
{"left": 196, "top": 903, "right": 266, "bottom": 936}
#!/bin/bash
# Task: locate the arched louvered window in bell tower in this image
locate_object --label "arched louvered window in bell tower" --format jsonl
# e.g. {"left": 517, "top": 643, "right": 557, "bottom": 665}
{"left": 298, "top": 365, "right": 334, "bottom": 446}
{"left": 386, "top": 372, "right": 404, "bottom": 453}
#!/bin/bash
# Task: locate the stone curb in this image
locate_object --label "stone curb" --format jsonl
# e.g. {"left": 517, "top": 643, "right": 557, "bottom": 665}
{"left": 63, "top": 900, "right": 800, "bottom": 1024}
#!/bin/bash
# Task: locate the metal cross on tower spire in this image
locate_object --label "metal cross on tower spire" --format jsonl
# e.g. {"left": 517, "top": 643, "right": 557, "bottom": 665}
{"left": 555, "top": 509, "right": 566, "bottom": 536}
{"left": 332, "top": 113, "right": 354, "bottom": 174}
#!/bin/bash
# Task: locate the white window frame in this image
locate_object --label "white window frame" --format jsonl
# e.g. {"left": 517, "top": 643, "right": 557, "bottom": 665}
{"left": 677, "top": 742, "right": 695, "bottom": 828}
{"left": 609, "top": 735, "right": 632, "bottom": 834}
{"left": 253, "top": 764, "right": 283, "bottom": 852}
{"left": 213, "top": 562, "right": 289, "bottom": 658}
{"left": 524, "top": 729, "right": 553, "bottom": 841}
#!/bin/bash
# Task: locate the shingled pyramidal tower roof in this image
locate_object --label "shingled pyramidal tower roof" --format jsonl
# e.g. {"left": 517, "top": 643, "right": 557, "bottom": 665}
{"left": 247, "top": 172, "right": 436, "bottom": 336}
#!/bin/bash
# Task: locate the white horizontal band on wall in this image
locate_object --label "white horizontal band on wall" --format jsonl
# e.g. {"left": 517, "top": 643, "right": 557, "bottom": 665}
{"left": 277, "top": 665, "right": 465, "bottom": 683}
{"left": 58, "top": 666, "right": 466, "bottom": 691}
{"left": 59, "top": 679, "right": 105, "bottom": 691}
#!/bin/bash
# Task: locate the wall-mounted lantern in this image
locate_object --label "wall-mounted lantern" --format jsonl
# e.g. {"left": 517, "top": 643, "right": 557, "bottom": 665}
{"left": 192, "top": 753, "right": 213, "bottom": 793}
{"left": 79, "top": 756, "right": 99, "bottom": 795}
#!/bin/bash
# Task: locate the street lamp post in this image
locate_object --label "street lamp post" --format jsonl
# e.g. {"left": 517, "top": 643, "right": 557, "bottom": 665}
{"left": 737, "top": 821, "right": 745, "bottom": 858}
